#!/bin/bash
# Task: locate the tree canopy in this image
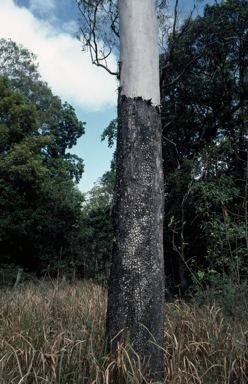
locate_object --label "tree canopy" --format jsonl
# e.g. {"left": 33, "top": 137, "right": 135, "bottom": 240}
{"left": 0, "top": 40, "right": 87, "bottom": 280}
{"left": 161, "top": 0, "right": 248, "bottom": 296}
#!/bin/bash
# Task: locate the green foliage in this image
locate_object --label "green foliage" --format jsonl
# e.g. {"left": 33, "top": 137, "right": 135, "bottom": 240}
{"left": 45, "top": 101, "right": 86, "bottom": 183}
{"left": 0, "top": 39, "right": 85, "bottom": 184}
{"left": 77, "top": 119, "right": 117, "bottom": 280}
{"left": 0, "top": 38, "right": 39, "bottom": 86}
{"left": 0, "top": 35, "right": 115, "bottom": 282}
{"left": 0, "top": 39, "right": 87, "bottom": 278}
{"left": 0, "top": 75, "right": 49, "bottom": 269}
{"left": 0, "top": 38, "right": 62, "bottom": 130}
{"left": 101, "top": 118, "right": 117, "bottom": 148}
{"left": 77, "top": 0, "right": 119, "bottom": 55}
{"left": 80, "top": 174, "right": 114, "bottom": 280}
{"left": 162, "top": 0, "right": 248, "bottom": 297}
{"left": 0, "top": 36, "right": 116, "bottom": 281}
{"left": 33, "top": 178, "right": 85, "bottom": 276}
{"left": 0, "top": 74, "right": 50, "bottom": 188}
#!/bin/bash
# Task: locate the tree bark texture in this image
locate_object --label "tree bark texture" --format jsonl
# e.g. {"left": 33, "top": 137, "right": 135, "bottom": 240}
{"left": 106, "top": 95, "right": 165, "bottom": 378}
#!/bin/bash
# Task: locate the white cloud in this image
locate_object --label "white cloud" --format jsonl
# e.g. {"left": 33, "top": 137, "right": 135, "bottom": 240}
{"left": 62, "top": 20, "right": 78, "bottom": 35}
{"left": 29, "top": 0, "right": 56, "bottom": 16}
{"left": 0, "top": 0, "right": 117, "bottom": 112}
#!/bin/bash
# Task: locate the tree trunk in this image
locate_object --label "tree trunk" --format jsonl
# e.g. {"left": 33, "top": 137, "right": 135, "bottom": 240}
{"left": 106, "top": 2, "right": 164, "bottom": 378}
{"left": 106, "top": 95, "right": 165, "bottom": 378}
{"left": 118, "top": 0, "right": 160, "bottom": 105}
{"left": 13, "top": 268, "right": 22, "bottom": 290}
{"left": 164, "top": 137, "right": 187, "bottom": 296}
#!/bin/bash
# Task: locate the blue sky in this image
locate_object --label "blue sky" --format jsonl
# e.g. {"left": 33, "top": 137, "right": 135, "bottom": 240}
{"left": 0, "top": 0, "right": 214, "bottom": 192}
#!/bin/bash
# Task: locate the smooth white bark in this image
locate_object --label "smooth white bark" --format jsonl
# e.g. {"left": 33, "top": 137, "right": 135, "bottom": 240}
{"left": 118, "top": 0, "right": 160, "bottom": 105}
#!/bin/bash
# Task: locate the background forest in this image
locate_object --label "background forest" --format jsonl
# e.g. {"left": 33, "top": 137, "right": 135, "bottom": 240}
{"left": 1, "top": 0, "right": 248, "bottom": 305}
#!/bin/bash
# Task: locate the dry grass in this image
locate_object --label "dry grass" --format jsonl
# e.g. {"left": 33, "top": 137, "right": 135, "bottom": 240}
{"left": 0, "top": 279, "right": 247, "bottom": 383}
{"left": 163, "top": 300, "right": 248, "bottom": 383}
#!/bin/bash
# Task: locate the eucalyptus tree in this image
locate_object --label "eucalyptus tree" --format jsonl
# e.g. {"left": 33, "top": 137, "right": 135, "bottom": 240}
{"left": 77, "top": 0, "right": 165, "bottom": 378}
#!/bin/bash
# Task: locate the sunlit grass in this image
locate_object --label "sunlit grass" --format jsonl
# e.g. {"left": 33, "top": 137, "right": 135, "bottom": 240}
{"left": 0, "top": 279, "right": 247, "bottom": 383}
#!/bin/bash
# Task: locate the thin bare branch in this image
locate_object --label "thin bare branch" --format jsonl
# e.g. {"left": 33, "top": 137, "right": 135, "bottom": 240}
{"left": 162, "top": 40, "right": 212, "bottom": 90}
{"left": 77, "top": 0, "right": 118, "bottom": 76}
{"left": 160, "top": 1, "right": 196, "bottom": 92}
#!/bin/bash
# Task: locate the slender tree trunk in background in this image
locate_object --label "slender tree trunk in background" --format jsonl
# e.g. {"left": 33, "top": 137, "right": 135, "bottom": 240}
{"left": 164, "top": 137, "right": 187, "bottom": 296}
{"left": 176, "top": 191, "right": 187, "bottom": 297}
{"left": 13, "top": 268, "right": 22, "bottom": 290}
{"left": 106, "top": 0, "right": 165, "bottom": 378}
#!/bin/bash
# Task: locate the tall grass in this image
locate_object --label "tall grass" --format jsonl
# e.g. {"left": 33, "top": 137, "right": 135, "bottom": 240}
{"left": 0, "top": 279, "right": 247, "bottom": 383}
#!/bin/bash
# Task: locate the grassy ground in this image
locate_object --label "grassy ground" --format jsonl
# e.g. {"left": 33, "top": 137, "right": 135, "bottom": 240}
{"left": 0, "top": 279, "right": 247, "bottom": 383}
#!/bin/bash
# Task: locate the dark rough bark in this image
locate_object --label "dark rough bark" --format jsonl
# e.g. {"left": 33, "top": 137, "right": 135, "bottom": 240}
{"left": 106, "top": 95, "right": 165, "bottom": 379}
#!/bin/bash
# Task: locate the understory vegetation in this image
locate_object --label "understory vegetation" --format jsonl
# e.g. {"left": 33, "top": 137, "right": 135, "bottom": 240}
{"left": 0, "top": 279, "right": 247, "bottom": 383}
